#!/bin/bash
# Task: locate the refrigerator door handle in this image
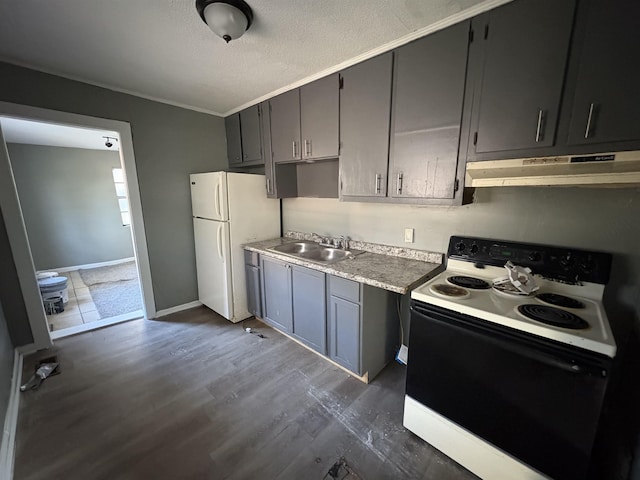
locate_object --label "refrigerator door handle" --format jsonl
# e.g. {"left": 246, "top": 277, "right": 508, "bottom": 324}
{"left": 214, "top": 182, "right": 221, "bottom": 219}
{"left": 217, "top": 224, "right": 224, "bottom": 260}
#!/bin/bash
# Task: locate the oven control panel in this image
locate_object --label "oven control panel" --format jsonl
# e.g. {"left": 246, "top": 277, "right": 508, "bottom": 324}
{"left": 449, "top": 236, "right": 611, "bottom": 284}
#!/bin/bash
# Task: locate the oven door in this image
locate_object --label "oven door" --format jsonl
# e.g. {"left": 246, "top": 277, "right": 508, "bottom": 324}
{"left": 406, "top": 301, "right": 611, "bottom": 480}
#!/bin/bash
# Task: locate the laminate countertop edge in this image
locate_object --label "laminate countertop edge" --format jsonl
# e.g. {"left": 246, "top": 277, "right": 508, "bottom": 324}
{"left": 244, "top": 238, "right": 444, "bottom": 295}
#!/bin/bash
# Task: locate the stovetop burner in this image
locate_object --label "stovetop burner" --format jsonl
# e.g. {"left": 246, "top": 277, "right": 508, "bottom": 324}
{"left": 430, "top": 284, "right": 470, "bottom": 299}
{"left": 536, "top": 293, "right": 585, "bottom": 309}
{"left": 447, "top": 276, "right": 491, "bottom": 290}
{"left": 517, "top": 304, "right": 589, "bottom": 330}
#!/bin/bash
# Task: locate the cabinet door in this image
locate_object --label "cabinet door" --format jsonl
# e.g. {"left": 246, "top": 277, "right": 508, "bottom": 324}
{"left": 471, "top": 0, "right": 575, "bottom": 154}
{"left": 567, "top": 0, "right": 640, "bottom": 146}
{"left": 261, "top": 257, "right": 293, "bottom": 333}
{"left": 270, "top": 89, "right": 301, "bottom": 163}
{"left": 225, "top": 113, "right": 243, "bottom": 165}
{"left": 300, "top": 74, "right": 339, "bottom": 160}
{"left": 328, "top": 296, "right": 361, "bottom": 374}
{"left": 291, "top": 265, "right": 326, "bottom": 354}
{"left": 240, "top": 104, "right": 263, "bottom": 163}
{"left": 263, "top": 101, "right": 298, "bottom": 199}
{"left": 245, "top": 264, "right": 261, "bottom": 318}
{"left": 340, "top": 53, "right": 393, "bottom": 197}
{"left": 262, "top": 100, "right": 276, "bottom": 197}
{"left": 389, "top": 21, "right": 470, "bottom": 199}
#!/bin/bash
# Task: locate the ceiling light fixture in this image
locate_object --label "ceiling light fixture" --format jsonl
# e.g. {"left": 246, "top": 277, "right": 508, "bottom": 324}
{"left": 195, "top": 0, "right": 254, "bottom": 43}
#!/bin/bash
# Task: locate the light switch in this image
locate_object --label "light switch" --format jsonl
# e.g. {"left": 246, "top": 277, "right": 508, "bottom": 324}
{"left": 404, "top": 228, "right": 414, "bottom": 243}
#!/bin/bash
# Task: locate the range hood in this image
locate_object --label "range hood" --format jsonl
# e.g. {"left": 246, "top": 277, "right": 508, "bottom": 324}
{"left": 465, "top": 151, "right": 640, "bottom": 188}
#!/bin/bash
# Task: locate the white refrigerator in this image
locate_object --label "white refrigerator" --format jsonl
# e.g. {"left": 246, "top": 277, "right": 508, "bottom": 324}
{"left": 190, "top": 171, "right": 280, "bottom": 322}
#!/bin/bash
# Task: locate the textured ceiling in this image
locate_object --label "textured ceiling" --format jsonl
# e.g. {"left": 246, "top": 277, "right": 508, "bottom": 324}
{"left": 0, "top": 0, "right": 507, "bottom": 116}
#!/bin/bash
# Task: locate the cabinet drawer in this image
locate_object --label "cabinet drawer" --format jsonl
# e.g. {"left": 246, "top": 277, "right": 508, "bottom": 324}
{"left": 329, "top": 276, "right": 360, "bottom": 303}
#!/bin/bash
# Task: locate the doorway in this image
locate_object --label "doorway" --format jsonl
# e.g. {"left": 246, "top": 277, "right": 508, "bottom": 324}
{"left": 0, "top": 102, "right": 155, "bottom": 350}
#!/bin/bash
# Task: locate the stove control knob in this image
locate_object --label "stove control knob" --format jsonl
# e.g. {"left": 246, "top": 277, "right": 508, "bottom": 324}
{"left": 559, "top": 253, "right": 574, "bottom": 270}
{"left": 528, "top": 251, "right": 541, "bottom": 262}
{"left": 455, "top": 242, "right": 466, "bottom": 253}
{"left": 580, "top": 255, "right": 595, "bottom": 274}
{"left": 469, "top": 244, "right": 479, "bottom": 255}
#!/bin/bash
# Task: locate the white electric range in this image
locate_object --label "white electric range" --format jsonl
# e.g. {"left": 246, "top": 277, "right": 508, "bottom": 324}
{"left": 411, "top": 257, "right": 616, "bottom": 358}
{"left": 404, "top": 236, "right": 616, "bottom": 480}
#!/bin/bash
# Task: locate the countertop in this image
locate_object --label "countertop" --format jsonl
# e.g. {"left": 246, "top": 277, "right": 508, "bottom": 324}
{"left": 243, "top": 237, "right": 443, "bottom": 295}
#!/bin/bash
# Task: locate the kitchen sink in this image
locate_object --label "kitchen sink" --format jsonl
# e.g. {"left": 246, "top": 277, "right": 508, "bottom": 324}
{"left": 269, "top": 241, "right": 364, "bottom": 265}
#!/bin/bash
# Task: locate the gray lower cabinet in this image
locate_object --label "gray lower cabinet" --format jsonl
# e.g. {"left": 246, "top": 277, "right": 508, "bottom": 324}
{"left": 291, "top": 265, "right": 326, "bottom": 354}
{"left": 244, "top": 251, "right": 261, "bottom": 318}
{"left": 327, "top": 275, "right": 397, "bottom": 380}
{"left": 225, "top": 113, "right": 242, "bottom": 166}
{"left": 388, "top": 20, "right": 470, "bottom": 201}
{"left": 261, "top": 256, "right": 293, "bottom": 333}
{"left": 255, "top": 253, "right": 398, "bottom": 381}
{"left": 328, "top": 295, "right": 361, "bottom": 373}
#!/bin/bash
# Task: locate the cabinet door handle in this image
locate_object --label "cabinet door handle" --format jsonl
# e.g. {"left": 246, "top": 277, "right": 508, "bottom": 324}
{"left": 292, "top": 141, "right": 297, "bottom": 159}
{"left": 375, "top": 173, "right": 381, "bottom": 194}
{"left": 397, "top": 173, "right": 404, "bottom": 195}
{"left": 584, "top": 103, "right": 595, "bottom": 139}
{"left": 304, "top": 139, "right": 312, "bottom": 157}
{"left": 535, "top": 109, "right": 545, "bottom": 143}
{"left": 266, "top": 178, "right": 271, "bottom": 194}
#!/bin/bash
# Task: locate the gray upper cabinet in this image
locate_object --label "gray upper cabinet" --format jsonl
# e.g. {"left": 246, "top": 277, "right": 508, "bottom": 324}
{"left": 225, "top": 113, "right": 242, "bottom": 166}
{"left": 270, "top": 89, "right": 302, "bottom": 163}
{"left": 269, "top": 75, "right": 339, "bottom": 164}
{"left": 239, "top": 104, "right": 262, "bottom": 164}
{"left": 300, "top": 74, "right": 340, "bottom": 160}
{"left": 389, "top": 21, "right": 470, "bottom": 200}
{"left": 566, "top": 0, "right": 640, "bottom": 148}
{"left": 261, "top": 257, "right": 293, "bottom": 333}
{"left": 467, "top": 0, "right": 576, "bottom": 157}
{"left": 291, "top": 265, "right": 326, "bottom": 354}
{"left": 340, "top": 53, "right": 393, "bottom": 198}
{"left": 263, "top": 100, "right": 298, "bottom": 199}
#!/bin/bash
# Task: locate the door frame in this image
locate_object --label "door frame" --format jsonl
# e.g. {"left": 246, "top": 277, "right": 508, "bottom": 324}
{"left": 0, "top": 101, "right": 156, "bottom": 351}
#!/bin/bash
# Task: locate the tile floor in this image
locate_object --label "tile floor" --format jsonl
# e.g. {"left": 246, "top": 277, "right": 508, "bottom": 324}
{"left": 45, "top": 270, "right": 101, "bottom": 332}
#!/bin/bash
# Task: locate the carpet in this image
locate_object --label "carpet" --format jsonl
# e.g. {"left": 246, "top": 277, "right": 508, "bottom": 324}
{"left": 79, "top": 261, "right": 138, "bottom": 286}
{"left": 80, "top": 262, "right": 142, "bottom": 319}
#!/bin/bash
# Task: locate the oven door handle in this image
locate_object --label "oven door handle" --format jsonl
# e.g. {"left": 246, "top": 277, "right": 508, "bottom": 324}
{"left": 411, "top": 303, "right": 607, "bottom": 377}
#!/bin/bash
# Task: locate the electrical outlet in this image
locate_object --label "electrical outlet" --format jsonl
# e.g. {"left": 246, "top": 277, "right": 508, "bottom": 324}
{"left": 404, "top": 228, "right": 414, "bottom": 243}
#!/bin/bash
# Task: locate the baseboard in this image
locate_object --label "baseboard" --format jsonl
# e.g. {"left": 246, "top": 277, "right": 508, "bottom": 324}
{"left": 39, "top": 257, "right": 135, "bottom": 274}
{"left": 0, "top": 349, "right": 23, "bottom": 480}
{"left": 154, "top": 301, "right": 202, "bottom": 318}
{"left": 50, "top": 310, "right": 144, "bottom": 340}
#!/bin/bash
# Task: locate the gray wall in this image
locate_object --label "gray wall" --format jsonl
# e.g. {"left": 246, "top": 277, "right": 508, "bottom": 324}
{"left": 0, "top": 299, "right": 14, "bottom": 435}
{"left": 283, "top": 187, "right": 640, "bottom": 334}
{"left": 8, "top": 144, "right": 134, "bottom": 270}
{"left": 283, "top": 186, "right": 640, "bottom": 479}
{"left": 0, "top": 61, "right": 227, "bottom": 329}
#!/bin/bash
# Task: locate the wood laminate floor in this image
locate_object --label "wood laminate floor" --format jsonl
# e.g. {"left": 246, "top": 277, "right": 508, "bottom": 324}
{"left": 14, "top": 307, "right": 478, "bottom": 480}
